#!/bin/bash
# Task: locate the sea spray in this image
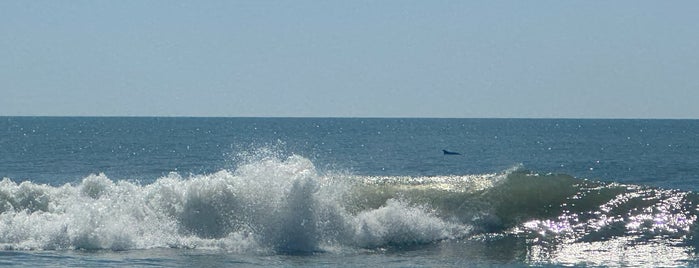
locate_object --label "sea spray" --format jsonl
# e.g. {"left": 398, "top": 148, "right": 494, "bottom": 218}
{"left": 352, "top": 198, "right": 469, "bottom": 248}
{"left": 0, "top": 154, "right": 472, "bottom": 252}
{"left": 2, "top": 153, "right": 695, "bottom": 259}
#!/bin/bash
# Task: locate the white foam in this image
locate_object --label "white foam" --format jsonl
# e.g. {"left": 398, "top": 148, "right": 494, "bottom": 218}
{"left": 0, "top": 154, "right": 471, "bottom": 252}
{"left": 351, "top": 199, "right": 470, "bottom": 248}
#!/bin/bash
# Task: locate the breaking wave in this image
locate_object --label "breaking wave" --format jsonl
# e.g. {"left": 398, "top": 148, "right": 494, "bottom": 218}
{"left": 1, "top": 154, "right": 697, "bottom": 256}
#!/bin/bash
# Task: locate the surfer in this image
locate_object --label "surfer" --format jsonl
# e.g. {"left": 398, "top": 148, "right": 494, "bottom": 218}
{"left": 443, "top": 149, "right": 461, "bottom": 155}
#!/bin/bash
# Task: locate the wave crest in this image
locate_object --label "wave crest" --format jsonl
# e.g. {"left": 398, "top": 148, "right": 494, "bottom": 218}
{"left": 0, "top": 155, "right": 472, "bottom": 252}
{"left": 1, "top": 155, "right": 696, "bottom": 254}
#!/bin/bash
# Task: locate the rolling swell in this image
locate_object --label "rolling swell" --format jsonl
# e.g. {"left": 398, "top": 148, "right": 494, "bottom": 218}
{"left": 0, "top": 155, "right": 697, "bottom": 255}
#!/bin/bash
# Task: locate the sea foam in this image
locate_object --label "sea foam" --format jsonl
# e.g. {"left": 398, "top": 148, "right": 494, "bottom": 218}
{"left": 0, "top": 154, "right": 471, "bottom": 252}
{"left": 2, "top": 154, "right": 695, "bottom": 255}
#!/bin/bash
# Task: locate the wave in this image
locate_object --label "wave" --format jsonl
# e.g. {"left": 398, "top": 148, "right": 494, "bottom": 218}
{"left": 0, "top": 154, "right": 697, "bottom": 254}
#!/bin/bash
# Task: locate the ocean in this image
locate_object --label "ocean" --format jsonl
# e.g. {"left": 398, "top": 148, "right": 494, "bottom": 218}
{"left": 1, "top": 117, "right": 699, "bottom": 267}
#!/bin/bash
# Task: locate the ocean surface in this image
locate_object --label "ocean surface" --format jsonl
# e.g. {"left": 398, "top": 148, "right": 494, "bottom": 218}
{"left": 1, "top": 117, "right": 699, "bottom": 267}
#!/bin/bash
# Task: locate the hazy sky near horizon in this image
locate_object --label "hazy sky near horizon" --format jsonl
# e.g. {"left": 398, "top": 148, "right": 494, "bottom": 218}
{"left": 2, "top": 1, "right": 698, "bottom": 118}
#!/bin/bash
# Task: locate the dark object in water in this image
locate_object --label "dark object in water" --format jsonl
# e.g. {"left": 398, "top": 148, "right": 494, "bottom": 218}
{"left": 443, "top": 150, "right": 461, "bottom": 155}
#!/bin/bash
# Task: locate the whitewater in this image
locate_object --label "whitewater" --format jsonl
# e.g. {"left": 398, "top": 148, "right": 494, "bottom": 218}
{"left": 0, "top": 154, "right": 473, "bottom": 252}
{"left": 2, "top": 117, "right": 699, "bottom": 267}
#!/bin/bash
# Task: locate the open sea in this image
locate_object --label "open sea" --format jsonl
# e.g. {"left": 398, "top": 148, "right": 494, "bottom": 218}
{"left": 2, "top": 117, "right": 699, "bottom": 267}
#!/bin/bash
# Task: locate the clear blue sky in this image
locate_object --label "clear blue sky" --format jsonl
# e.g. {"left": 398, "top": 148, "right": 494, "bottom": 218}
{"left": 2, "top": 1, "right": 698, "bottom": 118}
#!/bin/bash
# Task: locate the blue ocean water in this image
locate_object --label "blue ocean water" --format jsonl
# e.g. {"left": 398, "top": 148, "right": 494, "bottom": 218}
{"left": 1, "top": 117, "right": 699, "bottom": 267}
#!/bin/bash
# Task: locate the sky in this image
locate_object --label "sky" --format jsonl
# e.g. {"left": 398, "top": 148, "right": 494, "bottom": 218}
{"left": 1, "top": 1, "right": 698, "bottom": 118}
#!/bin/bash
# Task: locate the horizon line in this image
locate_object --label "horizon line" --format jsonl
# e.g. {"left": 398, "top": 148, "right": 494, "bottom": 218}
{"left": 1, "top": 115, "right": 698, "bottom": 120}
